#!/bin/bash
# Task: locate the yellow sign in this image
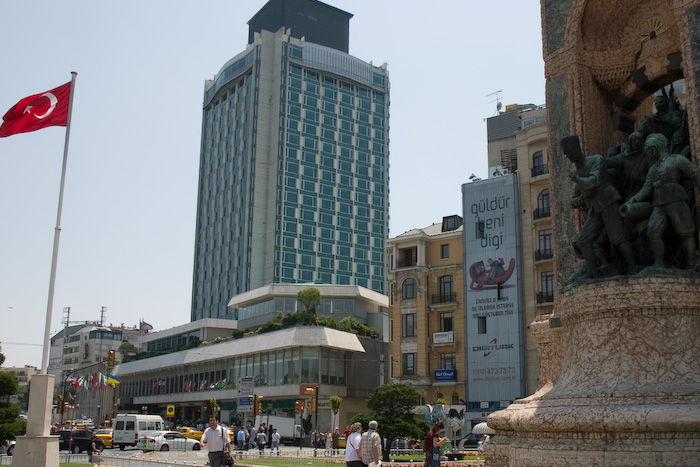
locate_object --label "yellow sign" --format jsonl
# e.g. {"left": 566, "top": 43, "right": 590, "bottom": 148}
{"left": 167, "top": 405, "right": 175, "bottom": 417}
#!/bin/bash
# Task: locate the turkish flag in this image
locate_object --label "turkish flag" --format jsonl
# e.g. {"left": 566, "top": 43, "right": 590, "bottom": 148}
{"left": 0, "top": 81, "right": 71, "bottom": 137}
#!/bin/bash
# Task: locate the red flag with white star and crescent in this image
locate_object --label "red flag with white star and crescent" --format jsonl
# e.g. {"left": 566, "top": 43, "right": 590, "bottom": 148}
{"left": 0, "top": 81, "right": 71, "bottom": 137}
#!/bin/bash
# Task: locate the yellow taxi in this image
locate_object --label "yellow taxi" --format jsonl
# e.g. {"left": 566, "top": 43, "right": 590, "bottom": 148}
{"left": 94, "top": 428, "right": 113, "bottom": 448}
{"left": 178, "top": 427, "right": 203, "bottom": 440}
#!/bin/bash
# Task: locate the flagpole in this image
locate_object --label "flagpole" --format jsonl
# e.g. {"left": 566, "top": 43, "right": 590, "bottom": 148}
{"left": 41, "top": 71, "right": 77, "bottom": 374}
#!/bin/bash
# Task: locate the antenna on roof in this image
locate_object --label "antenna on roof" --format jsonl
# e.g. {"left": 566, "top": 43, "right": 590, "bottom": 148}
{"left": 487, "top": 89, "right": 503, "bottom": 115}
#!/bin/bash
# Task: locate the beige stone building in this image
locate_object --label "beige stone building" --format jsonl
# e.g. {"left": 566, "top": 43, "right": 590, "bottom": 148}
{"left": 386, "top": 215, "right": 466, "bottom": 406}
{"left": 514, "top": 116, "right": 553, "bottom": 395}
{"left": 486, "top": 105, "right": 553, "bottom": 396}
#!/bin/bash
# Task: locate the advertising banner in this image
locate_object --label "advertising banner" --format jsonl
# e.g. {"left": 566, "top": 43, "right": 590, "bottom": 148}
{"left": 462, "top": 174, "right": 524, "bottom": 405}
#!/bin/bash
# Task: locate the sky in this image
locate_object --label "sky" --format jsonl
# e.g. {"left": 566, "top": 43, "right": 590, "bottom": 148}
{"left": 0, "top": 1, "right": 545, "bottom": 369}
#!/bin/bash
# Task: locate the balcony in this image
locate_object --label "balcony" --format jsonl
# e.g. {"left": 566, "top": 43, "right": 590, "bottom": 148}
{"left": 531, "top": 164, "right": 549, "bottom": 177}
{"left": 396, "top": 259, "right": 417, "bottom": 268}
{"left": 431, "top": 293, "right": 456, "bottom": 304}
{"left": 535, "top": 248, "right": 553, "bottom": 261}
{"left": 432, "top": 331, "right": 454, "bottom": 344}
{"left": 537, "top": 292, "right": 554, "bottom": 304}
{"left": 533, "top": 208, "right": 551, "bottom": 220}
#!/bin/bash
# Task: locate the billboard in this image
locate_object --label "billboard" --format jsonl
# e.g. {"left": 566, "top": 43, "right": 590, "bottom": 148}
{"left": 462, "top": 174, "right": 524, "bottom": 405}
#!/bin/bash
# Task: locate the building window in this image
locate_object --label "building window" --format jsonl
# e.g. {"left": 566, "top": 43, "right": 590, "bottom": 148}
{"left": 441, "top": 244, "right": 449, "bottom": 259}
{"left": 439, "top": 275, "right": 453, "bottom": 303}
{"left": 537, "top": 229, "right": 553, "bottom": 260}
{"left": 535, "top": 189, "right": 551, "bottom": 219}
{"left": 476, "top": 220, "right": 485, "bottom": 238}
{"left": 532, "top": 151, "right": 546, "bottom": 176}
{"left": 402, "top": 353, "right": 416, "bottom": 376}
{"left": 440, "top": 312, "right": 453, "bottom": 332}
{"left": 478, "top": 316, "right": 487, "bottom": 334}
{"left": 402, "top": 278, "right": 416, "bottom": 299}
{"left": 402, "top": 313, "right": 416, "bottom": 337}
{"left": 440, "top": 353, "right": 455, "bottom": 370}
{"left": 538, "top": 271, "right": 555, "bottom": 303}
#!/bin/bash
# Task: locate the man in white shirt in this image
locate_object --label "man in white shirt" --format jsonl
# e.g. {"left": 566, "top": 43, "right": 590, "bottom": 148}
{"left": 344, "top": 422, "right": 363, "bottom": 467}
{"left": 200, "top": 415, "right": 231, "bottom": 467}
{"left": 270, "top": 428, "right": 281, "bottom": 456}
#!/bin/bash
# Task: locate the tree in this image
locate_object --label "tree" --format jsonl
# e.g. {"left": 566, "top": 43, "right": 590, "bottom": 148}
{"left": 0, "top": 352, "right": 25, "bottom": 446}
{"left": 351, "top": 383, "right": 428, "bottom": 461}
{"left": 330, "top": 395, "right": 342, "bottom": 432}
{"left": 118, "top": 341, "right": 137, "bottom": 362}
{"left": 297, "top": 287, "right": 321, "bottom": 324}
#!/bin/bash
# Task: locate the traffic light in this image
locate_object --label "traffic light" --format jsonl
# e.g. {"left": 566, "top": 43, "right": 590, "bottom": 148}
{"left": 56, "top": 395, "right": 66, "bottom": 413}
{"left": 307, "top": 397, "right": 316, "bottom": 412}
{"left": 254, "top": 395, "right": 263, "bottom": 415}
{"left": 107, "top": 350, "right": 115, "bottom": 366}
{"left": 294, "top": 400, "right": 302, "bottom": 414}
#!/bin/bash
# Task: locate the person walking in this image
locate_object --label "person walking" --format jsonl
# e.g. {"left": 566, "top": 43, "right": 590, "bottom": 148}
{"left": 88, "top": 433, "right": 100, "bottom": 466}
{"left": 236, "top": 425, "right": 247, "bottom": 451}
{"left": 359, "top": 420, "right": 382, "bottom": 467}
{"left": 256, "top": 425, "right": 267, "bottom": 454}
{"left": 269, "top": 428, "right": 281, "bottom": 456}
{"left": 344, "top": 422, "right": 363, "bottom": 467}
{"left": 200, "top": 415, "right": 232, "bottom": 467}
{"left": 332, "top": 427, "right": 340, "bottom": 455}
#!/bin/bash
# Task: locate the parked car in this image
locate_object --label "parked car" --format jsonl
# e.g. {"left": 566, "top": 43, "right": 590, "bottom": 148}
{"left": 57, "top": 429, "right": 105, "bottom": 453}
{"left": 1, "top": 440, "right": 15, "bottom": 456}
{"left": 456, "top": 432, "right": 482, "bottom": 450}
{"left": 94, "top": 428, "right": 113, "bottom": 448}
{"left": 178, "top": 426, "right": 203, "bottom": 440}
{"left": 137, "top": 431, "right": 202, "bottom": 452}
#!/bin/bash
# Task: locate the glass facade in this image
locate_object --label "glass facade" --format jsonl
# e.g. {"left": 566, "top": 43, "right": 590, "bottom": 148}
{"left": 119, "top": 347, "right": 347, "bottom": 399}
{"left": 193, "top": 33, "right": 389, "bottom": 322}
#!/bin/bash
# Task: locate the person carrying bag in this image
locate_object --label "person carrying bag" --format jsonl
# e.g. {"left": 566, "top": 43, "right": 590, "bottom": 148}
{"left": 424, "top": 421, "right": 445, "bottom": 467}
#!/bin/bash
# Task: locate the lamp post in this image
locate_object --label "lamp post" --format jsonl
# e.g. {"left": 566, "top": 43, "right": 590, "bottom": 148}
{"left": 142, "top": 405, "right": 148, "bottom": 414}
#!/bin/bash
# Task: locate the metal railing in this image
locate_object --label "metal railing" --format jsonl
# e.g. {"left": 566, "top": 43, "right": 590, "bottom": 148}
{"left": 533, "top": 208, "right": 551, "bottom": 220}
{"left": 537, "top": 292, "right": 554, "bottom": 304}
{"left": 531, "top": 164, "right": 549, "bottom": 177}
{"left": 535, "top": 248, "right": 553, "bottom": 261}
{"left": 431, "top": 293, "right": 456, "bottom": 304}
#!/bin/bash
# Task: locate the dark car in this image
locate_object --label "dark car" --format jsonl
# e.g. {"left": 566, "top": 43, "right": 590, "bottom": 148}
{"left": 457, "top": 432, "right": 483, "bottom": 449}
{"left": 57, "top": 429, "right": 105, "bottom": 454}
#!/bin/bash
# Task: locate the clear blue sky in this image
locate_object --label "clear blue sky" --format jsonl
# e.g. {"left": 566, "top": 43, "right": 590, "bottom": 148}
{"left": 0, "top": 0, "right": 545, "bottom": 369}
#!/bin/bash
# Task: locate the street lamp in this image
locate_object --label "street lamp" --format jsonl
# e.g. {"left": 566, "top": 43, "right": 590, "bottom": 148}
{"left": 142, "top": 405, "right": 148, "bottom": 414}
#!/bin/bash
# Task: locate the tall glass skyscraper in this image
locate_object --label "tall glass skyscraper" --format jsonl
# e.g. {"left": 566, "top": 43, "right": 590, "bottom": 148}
{"left": 191, "top": 0, "right": 390, "bottom": 321}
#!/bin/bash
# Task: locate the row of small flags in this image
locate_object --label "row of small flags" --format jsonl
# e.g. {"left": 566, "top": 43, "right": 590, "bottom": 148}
{"left": 149, "top": 378, "right": 232, "bottom": 391}
{"left": 66, "top": 373, "right": 121, "bottom": 390}
{"left": 181, "top": 378, "right": 233, "bottom": 392}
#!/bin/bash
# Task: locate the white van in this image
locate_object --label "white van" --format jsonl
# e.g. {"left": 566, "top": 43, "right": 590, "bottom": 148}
{"left": 113, "top": 414, "right": 166, "bottom": 450}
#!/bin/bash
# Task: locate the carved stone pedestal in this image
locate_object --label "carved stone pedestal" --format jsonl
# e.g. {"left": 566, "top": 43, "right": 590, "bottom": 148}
{"left": 486, "top": 277, "right": 700, "bottom": 466}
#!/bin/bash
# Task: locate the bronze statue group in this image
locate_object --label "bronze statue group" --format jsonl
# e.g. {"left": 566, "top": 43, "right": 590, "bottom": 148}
{"left": 565, "top": 86, "right": 700, "bottom": 282}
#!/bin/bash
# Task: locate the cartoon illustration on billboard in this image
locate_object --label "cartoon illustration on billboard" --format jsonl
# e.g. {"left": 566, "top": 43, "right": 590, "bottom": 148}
{"left": 469, "top": 257, "right": 516, "bottom": 290}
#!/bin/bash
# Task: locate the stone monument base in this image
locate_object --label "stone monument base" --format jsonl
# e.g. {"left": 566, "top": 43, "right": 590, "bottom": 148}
{"left": 486, "top": 277, "right": 700, "bottom": 466}
{"left": 12, "top": 436, "right": 60, "bottom": 467}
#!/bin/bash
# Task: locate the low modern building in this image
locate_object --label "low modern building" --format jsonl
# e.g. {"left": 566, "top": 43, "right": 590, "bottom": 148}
{"left": 112, "top": 326, "right": 386, "bottom": 433}
{"left": 112, "top": 283, "right": 389, "bottom": 432}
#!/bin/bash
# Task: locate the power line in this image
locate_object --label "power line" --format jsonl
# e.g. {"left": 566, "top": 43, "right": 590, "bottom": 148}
{"left": 2, "top": 342, "right": 43, "bottom": 347}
